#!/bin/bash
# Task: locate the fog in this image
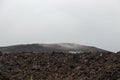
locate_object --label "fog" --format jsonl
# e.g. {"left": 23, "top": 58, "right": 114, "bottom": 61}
{"left": 0, "top": 0, "right": 120, "bottom": 52}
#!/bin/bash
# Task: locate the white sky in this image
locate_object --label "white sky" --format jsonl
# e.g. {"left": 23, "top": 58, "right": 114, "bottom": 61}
{"left": 0, "top": 0, "right": 120, "bottom": 52}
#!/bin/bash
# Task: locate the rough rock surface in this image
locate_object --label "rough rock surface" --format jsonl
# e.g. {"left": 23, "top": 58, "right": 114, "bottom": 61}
{"left": 0, "top": 52, "right": 120, "bottom": 80}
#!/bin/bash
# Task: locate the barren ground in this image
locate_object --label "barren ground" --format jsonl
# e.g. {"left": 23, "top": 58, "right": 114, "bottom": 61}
{"left": 0, "top": 52, "right": 120, "bottom": 80}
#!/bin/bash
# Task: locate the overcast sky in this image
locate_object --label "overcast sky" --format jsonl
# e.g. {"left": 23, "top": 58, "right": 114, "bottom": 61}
{"left": 0, "top": 0, "right": 120, "bottom": 52}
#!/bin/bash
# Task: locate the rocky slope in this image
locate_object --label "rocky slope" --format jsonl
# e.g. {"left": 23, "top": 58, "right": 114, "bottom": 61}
{"left": 0, "top": 43, "right": 108, "bottom": 53}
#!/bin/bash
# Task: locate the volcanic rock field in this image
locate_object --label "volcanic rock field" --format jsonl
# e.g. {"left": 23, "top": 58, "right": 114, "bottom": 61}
{"left": 0, "top": 51, "right": 120, "bottom": 80}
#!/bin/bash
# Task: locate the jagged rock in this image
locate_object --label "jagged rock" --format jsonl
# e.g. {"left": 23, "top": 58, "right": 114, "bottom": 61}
{"left": 0, "top": 52, "right": 119, "bottom": 80}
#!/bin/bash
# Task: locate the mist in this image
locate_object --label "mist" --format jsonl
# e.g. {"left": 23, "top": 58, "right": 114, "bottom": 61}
{"left": 0, "top": 0, "right": 120, "bottom": 52}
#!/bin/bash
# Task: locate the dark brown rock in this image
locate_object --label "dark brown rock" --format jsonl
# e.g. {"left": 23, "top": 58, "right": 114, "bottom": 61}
{"left": 0, "top": 52, "right": 119, "bottom": 80}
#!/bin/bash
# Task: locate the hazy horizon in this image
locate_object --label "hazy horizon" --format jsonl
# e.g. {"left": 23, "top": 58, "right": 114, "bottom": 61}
{"left": 0, "top": 0, "right": 120, "bottom": 52}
